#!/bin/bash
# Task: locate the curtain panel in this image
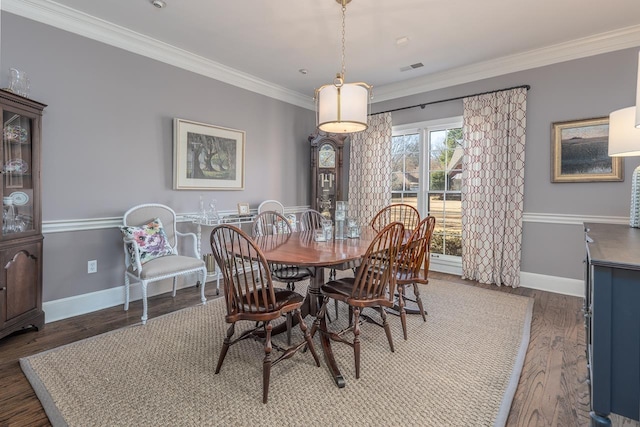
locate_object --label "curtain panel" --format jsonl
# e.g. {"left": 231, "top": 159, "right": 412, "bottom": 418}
{"left": 461, "top": 88, "right": 527, "bottom": 287}
{"left": 348, "top": 113, "right": 393, "bottom": 226}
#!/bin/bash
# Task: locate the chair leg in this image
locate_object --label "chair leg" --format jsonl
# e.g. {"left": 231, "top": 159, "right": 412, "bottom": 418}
{"left": 141, "top": 281, "right": 149, "bottom": 324}
{"left": 413, "top": 283, "right": 427, "bottom": 321}
{"left": 398, "top": 285, "right": 408, "bottom": 340}
{"left": 263, "top": 321, "right": 273, "bottom": 404}
{"left": 124, "top": 275, "right": 130, "bottom": 311}
{"left": 215, "top": 323, "right": 235, "bottom": 374}
{"left": 286, "top": 312, "right": 292, "bottom": 345}
{"left": 353, "top": 307, "right": 361, "bottom": 379}
{"left": 200, "top": 268, "right": 207, "bottom": 304}
{"left": 334, "top": 300, "right": 339, "bottom": 320}
{"left": 311, "top": 296, "right": 329, "bottom": 339}
{"left": 297, "top": 309, "right": 320, "bottom": 366}
{"left": 379, "top": 306, "right": 394, "bottom": 353}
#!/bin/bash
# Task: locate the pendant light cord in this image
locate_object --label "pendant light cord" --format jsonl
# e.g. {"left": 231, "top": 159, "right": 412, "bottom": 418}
{"left": 340, "top": 1, "right": 347, "bottom": 80}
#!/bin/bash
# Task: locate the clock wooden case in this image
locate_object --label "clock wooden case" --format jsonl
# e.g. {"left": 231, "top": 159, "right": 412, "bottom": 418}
{"left": 309, "top": 132, "right": 346, "bottom": 220}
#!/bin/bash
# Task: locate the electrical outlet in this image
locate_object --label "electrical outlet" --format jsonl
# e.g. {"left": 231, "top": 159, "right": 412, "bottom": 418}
{"left": 88, "top": 260, "right": 97, "bottom": 274}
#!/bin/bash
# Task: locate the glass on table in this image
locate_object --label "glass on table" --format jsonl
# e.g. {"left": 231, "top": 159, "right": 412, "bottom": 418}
{"left": 347, "top": 217, "right": 360, "bottom": 238}
{"left": 322, "top": 219, "right": 333, "bottom": 241}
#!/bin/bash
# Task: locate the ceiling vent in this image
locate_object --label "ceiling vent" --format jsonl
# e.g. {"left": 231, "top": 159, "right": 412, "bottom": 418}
{"left": 400, "top": 63, "right": 424, "bottom": 72}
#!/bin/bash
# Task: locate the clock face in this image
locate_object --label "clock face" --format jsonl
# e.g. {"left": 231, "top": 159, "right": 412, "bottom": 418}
{"left": 318, "top": 144, "right": 336, "bottom": 168}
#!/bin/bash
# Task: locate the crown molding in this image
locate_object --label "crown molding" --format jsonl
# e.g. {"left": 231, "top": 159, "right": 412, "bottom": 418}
{"left": 4, "top": 0, "right": 640, "bottom": 108}
{"left": 2, "top": 0, "right": 315, "bottom": 110}
{"left": 373, "top": 24, "right": 640, "bottom": 102}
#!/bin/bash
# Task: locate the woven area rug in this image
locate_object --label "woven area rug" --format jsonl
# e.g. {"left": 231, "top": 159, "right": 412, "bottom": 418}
{"left": 21, "top": 278, "right": 533, "bottom": 427}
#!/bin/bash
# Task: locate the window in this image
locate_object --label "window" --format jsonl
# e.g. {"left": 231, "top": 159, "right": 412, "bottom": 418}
{"left": 392, "top": 117, "right": 463, "bottom": 258}
{"left": 391, "top": 132, "right": 419, "bottom": 205}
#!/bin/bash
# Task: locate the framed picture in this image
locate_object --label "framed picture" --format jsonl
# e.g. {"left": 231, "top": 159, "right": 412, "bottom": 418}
{"left": 237, "top": 202, "right": 250, "bottom": 215}
{"left": 551, "top": 117, "right": 623, "bottom": 183}
{"left": 173, "top": 118, "right": 245, "bottom": 190}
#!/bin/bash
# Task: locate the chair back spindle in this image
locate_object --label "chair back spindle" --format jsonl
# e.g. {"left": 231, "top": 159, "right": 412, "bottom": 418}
{"left": 351, "top": 222, "right": 405, "bottom": 303}
{"left": 210, "top": 225, "right": 276, "bottom": 320}
{"left": 370, "top": 203, "right": 420, "bottom": 232}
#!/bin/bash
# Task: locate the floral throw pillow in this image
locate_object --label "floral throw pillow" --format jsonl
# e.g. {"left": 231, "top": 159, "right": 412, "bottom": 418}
{"left": 120, "top": 218, "right": 175, "bottom": 270}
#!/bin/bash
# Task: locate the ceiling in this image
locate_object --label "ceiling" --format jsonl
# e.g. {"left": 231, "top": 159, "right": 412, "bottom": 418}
{"left": 6, "top": 0, "right": 640, "bottom": 108}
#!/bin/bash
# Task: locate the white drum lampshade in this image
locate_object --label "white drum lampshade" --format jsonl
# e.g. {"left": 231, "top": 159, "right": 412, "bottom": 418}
{"left": 609, "top": 106, "right": 640, "bottom": 227}
{"left": 636, "top": 51, "right": 640, "bottom": 128}
{"left": 317, "top": 83, "right": 369, "bottom": 134}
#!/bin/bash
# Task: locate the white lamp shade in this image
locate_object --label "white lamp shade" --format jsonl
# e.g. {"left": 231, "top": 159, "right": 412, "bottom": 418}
{"left": 609, "top": 106, "right": 640, "bottom": 157}
{"left": 317, "top": 83, "right": 369, "bottom": 133}
{"left": 636, "top": 51, "right": 640, "bottom": 128}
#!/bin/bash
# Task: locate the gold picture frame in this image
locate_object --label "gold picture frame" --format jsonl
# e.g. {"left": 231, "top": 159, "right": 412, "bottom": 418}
{"left": 173, "top": 118, "right": 245, "bottom": 190}
{"left": 551, "top": 117, "right": 623, "bottom": 183}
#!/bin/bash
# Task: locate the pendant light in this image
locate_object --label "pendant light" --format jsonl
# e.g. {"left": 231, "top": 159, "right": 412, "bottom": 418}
{"left": 315, "top": 0, "right": 372, "bottom": 134}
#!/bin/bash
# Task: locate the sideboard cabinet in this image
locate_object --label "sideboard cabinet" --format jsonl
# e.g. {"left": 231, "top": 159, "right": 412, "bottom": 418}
{"left": 584, "top": 223, "right": 640, "bottom": 426}
{"left": 0, "top": 90, "right": 46, "bottom": 340}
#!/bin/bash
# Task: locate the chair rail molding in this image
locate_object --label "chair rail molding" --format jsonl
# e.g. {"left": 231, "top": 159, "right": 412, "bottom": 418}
{"left": 42, "top": 211, "right": 628, "bottom": 234}
{"left": 43, "top": 206, "right": 312, "bottom": 233}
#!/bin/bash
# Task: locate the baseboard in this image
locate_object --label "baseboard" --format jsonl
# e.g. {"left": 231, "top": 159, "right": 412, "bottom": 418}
{"left": 519, "top": 272, "right": 583, "bottom": 297}
{"left": 430, "top": 259, "right": 583, "bottom": 297}
{"left": 42, "top": 278, "right": 213, "bottom": 324}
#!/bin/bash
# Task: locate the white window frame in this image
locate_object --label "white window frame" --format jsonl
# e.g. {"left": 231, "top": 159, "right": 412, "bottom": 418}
{"left": 393, "top": 116, "right": 463, "bottom": 275}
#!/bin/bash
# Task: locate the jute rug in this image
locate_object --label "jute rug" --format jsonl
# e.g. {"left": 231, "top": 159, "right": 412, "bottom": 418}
{"left": 21, "top": 278, "right": 533, "bottom": 427}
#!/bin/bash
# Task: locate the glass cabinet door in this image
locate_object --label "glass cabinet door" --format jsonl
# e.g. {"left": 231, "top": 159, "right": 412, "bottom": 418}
{"left": 2, "top": 110, "right": 34, "bottom": 237}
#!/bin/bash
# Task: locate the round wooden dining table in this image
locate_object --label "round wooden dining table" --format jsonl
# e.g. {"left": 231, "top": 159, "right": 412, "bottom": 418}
{"left": 252, "top": 228, "right": 378, "bottom": 388}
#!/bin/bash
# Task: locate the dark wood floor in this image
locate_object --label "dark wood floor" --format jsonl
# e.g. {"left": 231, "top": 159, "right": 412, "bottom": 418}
{"left": 0, "top": 272, "right": 592, "bottom": 426}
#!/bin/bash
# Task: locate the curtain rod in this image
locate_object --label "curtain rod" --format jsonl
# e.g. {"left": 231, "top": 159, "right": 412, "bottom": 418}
{"left": 371, "top": 84, "right": 531, "bottom": 116}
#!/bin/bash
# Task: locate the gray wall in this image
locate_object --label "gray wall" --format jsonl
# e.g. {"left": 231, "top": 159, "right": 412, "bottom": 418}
{"left": 2, "top": 12, "right": 637, "bottom": 304}
{"left": 1, "top": 13, "right": 316, "bottom": 301}
{"left": 373, "top": 48, "right": 640, "bottom": 280}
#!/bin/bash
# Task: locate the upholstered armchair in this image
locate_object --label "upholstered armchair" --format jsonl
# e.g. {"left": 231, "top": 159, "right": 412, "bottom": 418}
{"left": 121, "top": 203, "right": 207, "bottom": 324}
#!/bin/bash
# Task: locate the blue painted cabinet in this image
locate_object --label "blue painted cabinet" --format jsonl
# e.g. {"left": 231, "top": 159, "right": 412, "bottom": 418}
{"left": 585, "top": 223, "right": 640, "bottom": 426}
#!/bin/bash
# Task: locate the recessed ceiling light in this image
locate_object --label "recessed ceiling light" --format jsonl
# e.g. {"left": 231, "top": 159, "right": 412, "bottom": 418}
{"left": 151, "top": 0, "right": 166, "bottom": 8}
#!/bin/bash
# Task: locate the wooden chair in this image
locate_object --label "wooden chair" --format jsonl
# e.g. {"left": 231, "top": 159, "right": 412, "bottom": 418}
{"left": 370, "top": 203, "right": 420, "bottom": 232}
{"left": 258, "top": 199, "right": 284, "bottom": 215}
{"left": 209, "top": 224, "right": 320, "bottom": 404}
{"left": 252, "top": 211, "right": 314, "bottom": 291}
{"left": 299, "top": 208, "right": 341, "bottom": 319}
{"left": 252, "top": 211, "right": 315, "bottom": 343}
{"left": 311, "top": 222, "right": 405, "bottom": 379}
{"left": 394, "top": 216, "right": 436, "bottom": 340}
{"left": 121, "top": 203, "right": 207, "bottom": 324}
{"left": 299, "top": 209, "right": 325, "bottom": 231}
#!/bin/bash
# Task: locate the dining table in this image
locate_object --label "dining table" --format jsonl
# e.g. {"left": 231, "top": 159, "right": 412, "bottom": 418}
{"left": 251, "top": 228, "right": 379, "bottom": 388}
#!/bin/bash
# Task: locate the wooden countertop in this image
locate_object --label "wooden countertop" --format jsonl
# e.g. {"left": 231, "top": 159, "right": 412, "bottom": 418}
{"left": 585, "top": 222, "right": 640, "bottom": 270}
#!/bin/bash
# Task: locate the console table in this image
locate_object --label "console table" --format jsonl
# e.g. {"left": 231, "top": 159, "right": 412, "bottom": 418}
{"left": 187, "top": 213, "right": 257, "bottom": 295}
{"left": 584, "top": 223, "right": 640, "bottom": 426}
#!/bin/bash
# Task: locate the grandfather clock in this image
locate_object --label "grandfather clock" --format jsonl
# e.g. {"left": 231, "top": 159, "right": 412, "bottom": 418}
{"left": 309, "top": 132, "right": 346, "bottom": 220}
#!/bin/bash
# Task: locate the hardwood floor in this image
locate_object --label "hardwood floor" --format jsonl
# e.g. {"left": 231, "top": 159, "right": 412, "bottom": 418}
{"left": 0, "top": 272, "right": 602, "bottom": 426}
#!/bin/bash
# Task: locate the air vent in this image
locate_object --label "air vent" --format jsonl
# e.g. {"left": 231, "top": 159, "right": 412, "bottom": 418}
{"left": 400, "top": 63, "right": 424, "bottom": 72}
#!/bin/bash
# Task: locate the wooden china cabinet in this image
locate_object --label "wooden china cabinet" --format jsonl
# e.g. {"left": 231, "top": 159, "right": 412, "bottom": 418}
{"left": 0, "top": 89, "right": 46, "bottom": 340}
{"left": 309, "top": 132, "right": 346, "bottom": 220}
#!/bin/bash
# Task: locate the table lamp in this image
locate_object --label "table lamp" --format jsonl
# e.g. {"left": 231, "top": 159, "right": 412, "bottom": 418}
{"left": 609, "top": 106, "right": 640, "bottom": 227}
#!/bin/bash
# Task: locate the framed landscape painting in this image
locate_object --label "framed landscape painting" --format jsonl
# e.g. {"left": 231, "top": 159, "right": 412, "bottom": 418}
{"left": 173, "top": 118, "right": 245, "bottom": 190}
{"left": 551, "top": 117, "right": 623, "bottom": 183}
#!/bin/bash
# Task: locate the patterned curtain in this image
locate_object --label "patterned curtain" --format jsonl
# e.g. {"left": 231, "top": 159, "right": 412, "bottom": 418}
{"left": 461, "top": 88, "right": 527, "bottom": 287}
{"left": 348, "top": 113, "right": 393, "bottom": 226}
